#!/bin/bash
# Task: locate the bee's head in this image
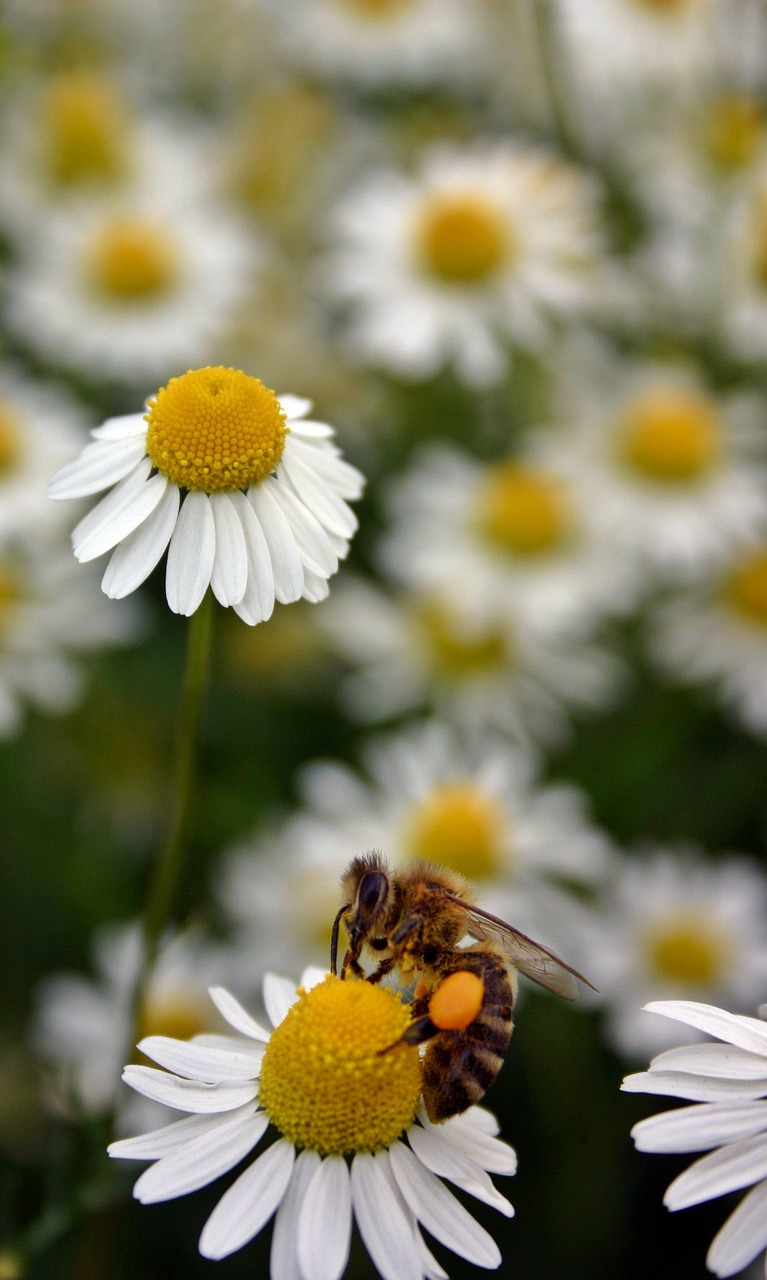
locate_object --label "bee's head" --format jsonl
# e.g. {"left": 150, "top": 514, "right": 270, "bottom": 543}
{"left": 342, "top": 850, "right": 392, "bottom": 950}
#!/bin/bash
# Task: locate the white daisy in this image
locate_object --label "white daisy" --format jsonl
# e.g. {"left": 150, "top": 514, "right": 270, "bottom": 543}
{"left": 109, "top": 970, "right": 517, "bottom": 1276}
{"left": 6, "top": 191, "right": 259, "bottom": 386}
{"left": 0, "top": 365, "right": 90, "bottom": 540}
{"left": 649, "top": 538, "right": 767, "bottom": 738}
{"left": 378, "top": 441, "right": 639, "bottom": 638}
{"left": 319, "top": 574, "right": 626, "bottom": 748}
{"left": 622, "top": 1000, "right": 767, "bottom": 1279}
{"left": 326, "top": 140, "right": 603, "bottom": 386}
{"left": 572, "top": 849, "right": 767, "bottom": 1058}
{"left": 0, "top": 534, "right": 140, "bottom": 740}
{"left": 551, "top": 343, "right": 767, "bottom": 579}
{"left": 47, "top": 366, "right": 364, "bottom": 621}
{"left": 34, "top": 922, "right": 234, "bottom": 1131}
{"left": 264, "top": 0, "right": 487, "bottom": 90}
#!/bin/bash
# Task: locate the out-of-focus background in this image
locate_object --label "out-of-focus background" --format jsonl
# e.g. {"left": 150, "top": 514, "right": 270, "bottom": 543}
{"left": 2, "top": 0, "right": 767, "bottom": 1276}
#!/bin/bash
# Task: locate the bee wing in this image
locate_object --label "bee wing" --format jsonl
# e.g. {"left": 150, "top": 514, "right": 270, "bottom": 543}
{"left": 444, "top": 894, "right": 594, "bottom": 999}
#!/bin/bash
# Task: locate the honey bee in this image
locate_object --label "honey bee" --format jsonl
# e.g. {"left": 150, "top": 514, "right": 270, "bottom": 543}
{"left": 331, "top": 851, "right": 593, "bottom": 1123}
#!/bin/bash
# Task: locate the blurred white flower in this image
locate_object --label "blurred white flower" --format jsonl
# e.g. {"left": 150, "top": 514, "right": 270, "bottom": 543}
{"left": 0, "top": 535, "right": 139, "bottom": 739}
{"left": 319, "top": 575, "right": 626, "bottom": 749}
{"left": 48, "top": 368, "right": 364, "bottom": 620}
{"left": 378, "top": 441, "right": 642, "bottom": 637}
{"left": 551, "top": 344, "right": 767, "bottom": 579}
{"left": 33, "top": 922, "right": 236, "bottom": 1131}
{"left": 649, "top": 538, "right": 767, "bottom": 738}
{"left": 623, "top": 1000, "right": 767, "bottom": 1279}
{"left": 6, "top": 190, "right": 259, "bottom": 386}
{"left": 265, "top": 0, "right": 488, "bottom": 90}
{"left": 573, "top": 850, "right": 767, "bottom": 1058}
{"left": 326, "top": 141, "right": 602, "bottom": 385}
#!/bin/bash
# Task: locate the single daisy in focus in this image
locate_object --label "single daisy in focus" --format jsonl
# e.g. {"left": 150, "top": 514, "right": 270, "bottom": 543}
{"left": 378, "top": 442, "right": 639, "bottom": 638}
{"left": 0, "top": 534, "right": 139, "bottom": 740}
{"left": 109, "top": 970, "right": 517, "bottom": 1276}
{"left": 326, "top": 141, "right": 602, "bottom": 386}
{"left": 622, "top": 1000, "right": 767, "bottom": 1279}
{"left": 6, "top": 191, "right": 258, "bottom": 386}
{"left": 573, "top": 849, "right": 767, "bottom": 1058}
{"left": 48, "top": 366, "right": 364, "bottom": 620}
{"left": 34, "top": 922, "right": 234, "bottom": 1131}
{"left": 319, "top": 575, "right": 626, "bottom": 748}
{"left": 265, "top": 0, "right": 487, "bottom": 90}
{"left": 649, "top": 537, "right": 767, "bottom": 738}
{"left": 552, "top": 344, "right": 767, "bottom": 578}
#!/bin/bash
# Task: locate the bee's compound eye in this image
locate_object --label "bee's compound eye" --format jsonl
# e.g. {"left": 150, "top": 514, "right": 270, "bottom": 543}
{"left": 357, "top": 870, "right": 387, "bottom": 917}
{"left": 429, "top": 971, "right": 484, "bottom": 1031}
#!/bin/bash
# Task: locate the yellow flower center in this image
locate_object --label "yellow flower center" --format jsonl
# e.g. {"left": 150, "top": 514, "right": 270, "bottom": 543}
{"left": 722, "top": 549, "right": 767, "bottom": 627}
{"left": 234, "top": 87, "right": 336, "bottom": 217}
{"left": 259, "top": 976, "right": 421, "bottom": 1156}
{"left": 84, "top": 218, "right": 180, "bottom": 302}
{"left": 0, "top": 564, "right": 22, "bottom": 632}
{"left": 476, "top": 462, "right": 571, "bottom": 556}
{"left": 403, "top": 783, "right": 507, "bottom": 880}
{"left": 40, "top": 71, "right": 130, "bottom": 189}
{"left": 144, "top": 367, "right": 288, "bottom": 494}
{"left": 632, "top": 0, "right": 694, "bottom": 11}
{"left": 645, "top": 914, "right": 729, "bottom": 987}
{"left": 338, "top": 0, "right": 411, "bottom": 17}
{"left": 619, "top": 388, "right": 721, "bottom": 483}
{"left": 417, "top": 194, "right": 511, "bottom": 285}
{"left": 414, "top": 599, "right": 509, "bottom": 681}
{"left": 705, "top": 97, "right": 764, "bottom": 172}
{"left": 0, "top": 405, "right": 22, "bottom": 477}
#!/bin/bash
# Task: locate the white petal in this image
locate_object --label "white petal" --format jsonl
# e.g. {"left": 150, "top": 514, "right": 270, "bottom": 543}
{"left": 91, "top": 413, "right": 148, "bottom": 441}
{"left": 350, "top": 1151, "right": 423, "bottom": 1280}
{"left": 290, "top": 419, "right": 334, "bottom": 438}
{"left": 74, "top": 470, "right": 168, "bottom": 562}
{"left": 199, "top": 1137, "right": 295, "bottom": 1260}
{"left": 425, "top": 1114, "right": 518, "bottom": 1176}
{"left": 632, "top": 1103, "right": 767, "bottom": 1154}
{"left": 299, "top": 967, "right": 329, "bottom": 991}
{"left": 102, "top": 483, "right": 180, "bottom": 598}
{"left": 664, "top": 1134, "right": 767, "bottom": 1210}
{"left": 122, "top": 1064, "right": 258, "bottom": 1113}
{"left": 280, "top": 445, "right": 358, "bottom": 539}
{"left": 48, "top": 435, "right": 147, "bottom": 499}
{"left": 388, "top": 1138, "right": 501, "bottom": 1268}
{"left": 228, "top": 490, "right": 275, "bottom": 624}
{"left": 268, "top": 482, "right": 338, "bottom": 577}
{"left": 413, "top": 1223, "right": 449, "bottom": 1280}
{"left": 301, "top": 569, "right": 331, "bottom": 603}
{"left": 208, "top": 986, "right": 271, "bottom": 1042}
{"left": 643, "top": 1003, "right": 767, "bottom": 1056}
{"left": 209, "top": 492, "right": 248, "bottom": 607}
{"left": 278, "top": 395, "right": 313, "bottom": 420}
{"left": 71, "top": 458, "right": 151, "bottom": 552}
{"left": 406, "top": 1125, "right": 514, "bottom": 1217}
{"left": 109, "top": 1110, "right": 250, "bottom": 1161}
{"left": 191, "top": 1034, "right": 266, "bottom": 1058}
{"left": 298, "top": 1156, "right": 352, "bottom": 1280}
{"left": 165, "top": 491, "right": 216, "bottom": 616}
{"left": 707, "top": 1178, "right": 767, "bottom": 1277}
{"left": 133, "top": 1109, "right": 268, "bottom": 1204}
{"left": 136, "top": 1035, "right": 263, "bottom": 1082}
{"left": 271, "top": 1149, "right": 321, "bottom": 1280}
{"left": 622, "top": 1071, "right": 767, "bottom": 1102}
{"left": 263, "top": 973, "right": 299, "bottom": 1028}
{"left": 248, "top": 483, "right": 304, "bottom": 604}
{"left": 650, "top": 1044, "right": 767, "bottom": 1081}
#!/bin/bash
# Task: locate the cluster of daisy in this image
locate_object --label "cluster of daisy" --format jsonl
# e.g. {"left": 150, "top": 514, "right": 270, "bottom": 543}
{"left": 5, "top": 0, "right": 767, "bottom": 1278}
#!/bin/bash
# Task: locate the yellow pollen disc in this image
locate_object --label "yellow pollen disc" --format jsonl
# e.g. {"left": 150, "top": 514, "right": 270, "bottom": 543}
{"left": 417, "top": 194, "right": 511, "bottom": 285}
{"left": 705, "top": 97, "right": 764, "bottom": 172}
{"left": 40, "top": 71, "right": 130, "bottom": 189}
{"left": 429, "top": 971, "right": 485, "bottom": 1032}
{"left": 259, "top": 976, "right": 421, "bottom": 1156}
{"left": 404, "top": 783, "right": 507, "bottom": 880}
{"left": 476, "top": 461, "right": 571, "bottom": 556}
{"left": 0, "top": 405, "right": 22, "bottom": 476}
{"left": 85, "top": 218, "right": 180, "bottom": 302}
{"left": 415, "top": 600, "right": 508, "bottom": 681}
{"left": 619, "top": 388, "right": 721, "bottom": 483}
{"left": 722, "top": 549, "right": 767, "bottom": 627}
{"left": 633, "top": 0, "right": 693, "bottom": 11}
{"left": 645, "top": 915, "right": 729, "bottom": 987}
{"left": 144, "top": 367, "right": 288, "bottom": 494}
{"left": 338, "top": 0, "right": 411, "bottom": 17}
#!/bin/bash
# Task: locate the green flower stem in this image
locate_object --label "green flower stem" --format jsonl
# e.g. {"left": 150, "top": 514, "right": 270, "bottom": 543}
{"left": 130, "top": 590, "right": 215, "bottom": 1044}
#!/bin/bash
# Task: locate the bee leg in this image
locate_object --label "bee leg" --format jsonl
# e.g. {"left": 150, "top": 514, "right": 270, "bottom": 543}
{"left": 366, "top": 956, "right": 395, "bottom": 985}
{"left": 378, "top": 1014, "right": 438, "bottom": 1055}
{"left": 340, "top": 951, "right": 367, "bottom": 980}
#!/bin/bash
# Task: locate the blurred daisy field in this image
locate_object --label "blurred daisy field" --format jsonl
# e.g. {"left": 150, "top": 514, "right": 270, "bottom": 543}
{"left": 4, "top": 1, "right": 767, "bottom": 1279}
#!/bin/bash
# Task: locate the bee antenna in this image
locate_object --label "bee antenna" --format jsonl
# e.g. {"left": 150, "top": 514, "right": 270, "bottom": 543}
{"left": 330, "top": 902, "right": 350, "bottom": 976}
